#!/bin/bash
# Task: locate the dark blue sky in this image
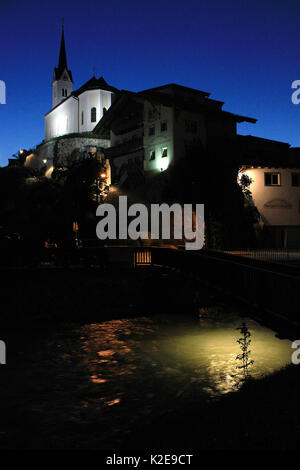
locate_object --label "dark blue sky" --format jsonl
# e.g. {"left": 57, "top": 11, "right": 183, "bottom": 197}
{"left": 1, "top": 0, "right": 300, "bottom": 165}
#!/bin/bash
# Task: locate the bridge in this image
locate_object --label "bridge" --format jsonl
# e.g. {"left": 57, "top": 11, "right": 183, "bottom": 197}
{"left": 2, "top": 243, "right": 299, "bottom": 331}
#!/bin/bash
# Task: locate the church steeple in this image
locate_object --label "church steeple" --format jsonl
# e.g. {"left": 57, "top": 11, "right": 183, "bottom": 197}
{"left": 52, "top": 24, "right": 73, "bottom": 108}
{"left": 57, "top": 25, "right": 68, "bottom": 75}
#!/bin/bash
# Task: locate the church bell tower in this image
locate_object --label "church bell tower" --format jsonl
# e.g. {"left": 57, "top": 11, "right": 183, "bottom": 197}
{"left": 52, "top": 25, "right": 73, "bottom": 108}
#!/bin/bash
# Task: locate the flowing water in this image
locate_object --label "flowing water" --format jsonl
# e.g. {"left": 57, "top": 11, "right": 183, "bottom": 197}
{"left": 1, "top": 309, "right": 293, "bottom": 448}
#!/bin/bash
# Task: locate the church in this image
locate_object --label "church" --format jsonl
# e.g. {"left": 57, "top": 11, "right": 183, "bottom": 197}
{"left": 44, "top": 26, "right": 118, "bottom": 140}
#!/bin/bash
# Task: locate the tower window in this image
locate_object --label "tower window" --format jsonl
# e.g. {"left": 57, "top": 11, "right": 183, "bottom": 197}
{"left": 62, "top": 89, "right": 67, "bottom": 97}
{"left": 81, "top": 111, "right": 84, "bottom": 126}
{"left": 91, "top": 107, "right": 97, "bottom": 123}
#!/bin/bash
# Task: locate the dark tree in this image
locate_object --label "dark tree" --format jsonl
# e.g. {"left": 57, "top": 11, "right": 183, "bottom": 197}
{"left": 236, "top": 322, "right": 254, "bottom": 380}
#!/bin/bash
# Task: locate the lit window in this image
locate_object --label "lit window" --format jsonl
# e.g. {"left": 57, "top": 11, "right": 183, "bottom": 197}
{"left": 265, "top": 172, "right": 280, "bottom": 186}
{"left": 292, "top": 173, "right": 300, "bottom": 186}
{"left": 161, "top": 121, "right": 167, "bottom": 132}
{"left": 150, "top": 150, "right": 155, "bottom": 161}
{"left": 91, "top": 107, "right": 97, "bottom": 123}
{"left": 162, "top": 147, "right": 168, "bottom": 158}
{"left": 149, "top": 126, "right": 155, "bottom": 136}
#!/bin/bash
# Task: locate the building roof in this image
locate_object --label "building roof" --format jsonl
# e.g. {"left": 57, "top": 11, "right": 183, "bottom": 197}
{"left": 139, "top": 83, "right": 211, "bottom": 98}
{"left": 237, "top": 135, "right": 300, "bottom": 168}
{"left": 93, "top": 84, "right": 257, "bottom": 134}
{"left": 53, "top": 27, "right": 73, "bottom": 83}
{"left": 72, "top": 76, "right": 119, "bottom": 96}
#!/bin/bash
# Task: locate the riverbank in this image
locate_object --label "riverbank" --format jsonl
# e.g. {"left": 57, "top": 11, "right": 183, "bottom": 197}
{"left": 1, "top": 266, "right": 218, "bottom": 325}
{"left": 122, "top": 362, "right": 300, "bottom": 450}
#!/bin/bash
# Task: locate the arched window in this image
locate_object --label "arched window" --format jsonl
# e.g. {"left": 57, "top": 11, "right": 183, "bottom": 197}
{"left": 91, "top": 107, "right": 97, "bottom": 123}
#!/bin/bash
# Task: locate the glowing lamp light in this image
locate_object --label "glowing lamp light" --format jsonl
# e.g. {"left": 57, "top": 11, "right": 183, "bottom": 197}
{"left": 100, "top": 172, "right": 106, "bottom": 179}
{"left": 19, "top": 149, "right": 24, "bottom": 154}
{"left": 43, "top": 159, "right": 47, "bottom": 164}
{"left": 159, "top": 157, "right": 169, "bottom": 172}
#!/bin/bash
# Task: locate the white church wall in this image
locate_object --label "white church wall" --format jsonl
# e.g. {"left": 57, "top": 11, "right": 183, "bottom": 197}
{"left": 79, "top": 90, "right": 113, "bottom": 133}
{"left": 79, "top": 90, "right": 98, "bottom": 133}
{"left": 101, "top": 90, "right": 112, "bottom": 114}
{"left": 45, "top": 97, "right": 78, "bottom": 140}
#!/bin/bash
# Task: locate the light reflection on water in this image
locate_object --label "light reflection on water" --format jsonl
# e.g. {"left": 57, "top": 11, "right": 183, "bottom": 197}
{"left": 6, "top": 310, "right": 291, "bottom": 448}
{"left": 74, "top": 312, "right": 292, "bottom": 401}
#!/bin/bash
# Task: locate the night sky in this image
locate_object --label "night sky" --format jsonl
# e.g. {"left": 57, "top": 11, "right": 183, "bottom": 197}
{"left": 1, "top": 0, "right": 300, "bottom": 165}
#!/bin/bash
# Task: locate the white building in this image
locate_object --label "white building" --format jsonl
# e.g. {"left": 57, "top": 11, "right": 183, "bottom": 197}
{"left": 44, "top": 27, "right": 118, "bottom": 140}
{"left": 240, "top": 165, "right": 300, "bottom": 248}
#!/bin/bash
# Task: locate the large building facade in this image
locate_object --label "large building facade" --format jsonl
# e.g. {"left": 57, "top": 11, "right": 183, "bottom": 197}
{"left": 94, "top": 85, "right": 256, "bottom": 184}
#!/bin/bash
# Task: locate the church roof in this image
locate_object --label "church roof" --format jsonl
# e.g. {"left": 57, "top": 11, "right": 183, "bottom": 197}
{"left": 53, "top": 27, "right": 73, "bottom": 82}
{"left": 72, "top": 76, "right": 119, "bottom": 96}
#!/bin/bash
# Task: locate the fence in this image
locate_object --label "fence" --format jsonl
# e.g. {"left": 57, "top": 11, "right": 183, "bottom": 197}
{"left": 225, "top": 249, "right": 300, "bottom": 265}
{"left": 2, "top": 243, "right": 300, "bottom": 326}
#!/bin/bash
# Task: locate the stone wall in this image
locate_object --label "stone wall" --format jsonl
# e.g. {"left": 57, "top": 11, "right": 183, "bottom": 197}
{"left": 26, "top": 136, "right": 110, "bottom": 176}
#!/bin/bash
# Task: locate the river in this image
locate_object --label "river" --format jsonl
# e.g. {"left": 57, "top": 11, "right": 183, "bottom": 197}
{"left": 0, "top": 308, "right": 292, "bottom": 449}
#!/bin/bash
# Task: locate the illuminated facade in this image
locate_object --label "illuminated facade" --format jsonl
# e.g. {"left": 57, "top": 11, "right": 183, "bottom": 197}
{"left": 94, "top": 84, "right": 255, "bottom": 184}
{"left": 238, "top": 136, "right": 300, "bottom": 248}
{"left": 44, "top": 28, "right": 118, "bottom": 140}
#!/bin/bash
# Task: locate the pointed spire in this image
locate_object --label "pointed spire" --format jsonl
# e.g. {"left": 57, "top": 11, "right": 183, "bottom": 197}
{"left": 58, "top": 21, "right": 68, "bottom": 72}
{"left": 53, "top": 21, "right": 73, "bottom": 83}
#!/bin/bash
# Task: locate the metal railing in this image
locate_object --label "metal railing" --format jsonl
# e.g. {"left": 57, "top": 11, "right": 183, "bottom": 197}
{"left": 225, "top": 249, "right": 300, "bottom": 265}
